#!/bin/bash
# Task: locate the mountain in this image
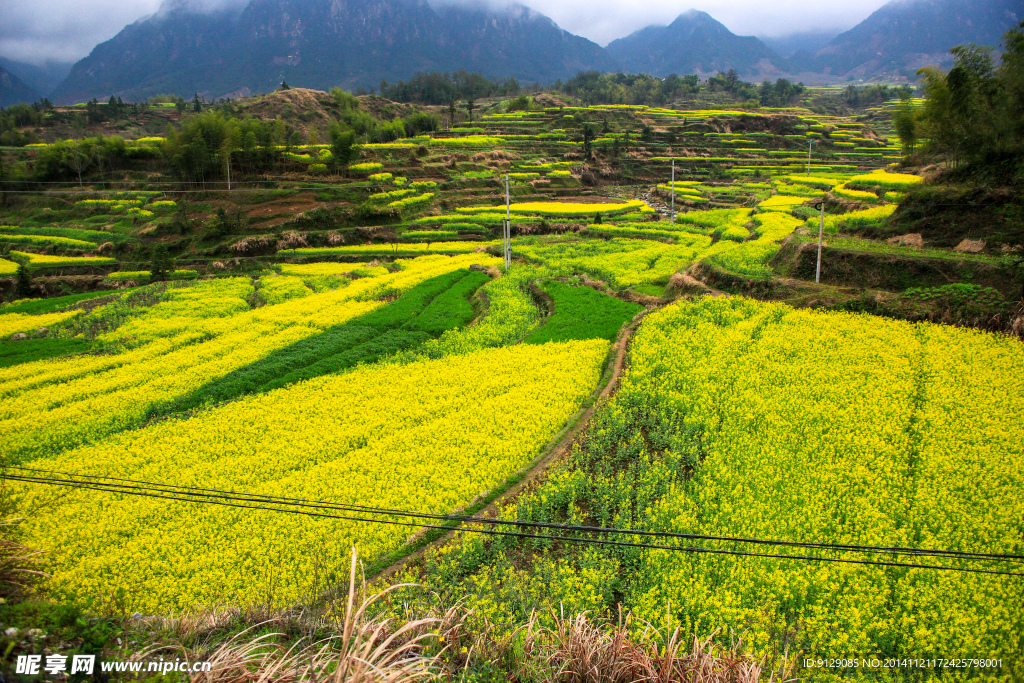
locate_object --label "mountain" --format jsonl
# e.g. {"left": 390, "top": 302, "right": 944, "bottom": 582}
{"left": 605, "top": 10, "right": 787, "bottom": 78}
{"left": 49, "top": 0, "right": 616, "bottom": 103}
{"left": 0, "top": 65, "right": 40, "bottom": 107}
{"left": 758, "top": 31, "right": 840, "bottom": 59}
{"left": 0, "top": 57, "right": 74, "bottom": 97}
{"left": 791, "top": 0, "right": 1022, "bottom": 78}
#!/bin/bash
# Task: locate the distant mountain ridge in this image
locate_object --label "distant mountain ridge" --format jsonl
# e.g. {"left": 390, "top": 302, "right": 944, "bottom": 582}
{"left": 790, "top": 0, "right": 1021, "bottom": 78}
{"left": 48, "top": 0, "right": 615, "bottom": 103}
{"left": 34, "top": 0, "right": 1024, "bottom": 105}
{"left": 606, "top": 10, "right": 788, "bottom": 78}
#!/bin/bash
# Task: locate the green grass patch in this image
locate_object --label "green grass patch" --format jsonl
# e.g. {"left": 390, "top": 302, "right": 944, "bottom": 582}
{"left": 163, "top": 270, "right": 489, "bottom": 413}
{"left": 524, "top": 281, "right": 642, "bottom": 345}
{"left": 0, "top": 337, "right": 95, "bottom": 368}
{"left": 0, "top": 289, "right": 128, "bottom": 315}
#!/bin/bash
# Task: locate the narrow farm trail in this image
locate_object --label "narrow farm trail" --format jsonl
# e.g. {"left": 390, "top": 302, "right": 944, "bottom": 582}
{"left": 372, "top": 314, "right": 643, "bottom": 582}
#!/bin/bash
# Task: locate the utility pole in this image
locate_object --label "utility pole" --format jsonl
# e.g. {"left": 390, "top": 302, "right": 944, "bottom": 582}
{"left": 815, "top": 197, "right": 827, "bottom": 284}
{"left": 807, "top": 139, "right": 816, "bottom": 176}
{"left": 504, "top": 173, "right": 511, "bottom": 271}
{"left": 670, "top": 159, "right": 675, "bottom": 223}
{"left": 226, "top": 150, "right": 231, "bottom": 191}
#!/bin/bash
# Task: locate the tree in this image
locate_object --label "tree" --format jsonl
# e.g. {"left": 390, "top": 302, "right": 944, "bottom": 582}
{"left": 280, "top": 80, "right": 291, "bottom": 90}
{"left": 893, "top": 94, "right": 918, "bottom": 157}
{"left": 149, "top": 244, "right": 172, "bottom": 283}
{"left": 15, "top": 264, "right": 32, "bottom": 296}
{"left": 0, "top": 151, "right": 7, "bottom": 206}
{"left": 464, "top": 98, "right": 476, "bottom": 124}
{"left": 581, "top": 122, "right": 595, "bottom": 155}
{"left": 447, "top": 100, "right": 457, "bottom": 127}
{"left": 193, "top": 93, "right": 202, "bottom": 113}
{"left": 328, "top": 123, "right": 355, "bottom": 172}
{"left": 62, "top": 141, "right": 92, "bottom": 187}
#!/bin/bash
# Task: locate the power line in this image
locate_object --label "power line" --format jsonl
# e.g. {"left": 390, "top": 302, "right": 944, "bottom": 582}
{"left": 13, "top": 465, "right": 1020, "bottom": 564}
{"left": 4, "top": 468, "right": 1021, "bottom": 577}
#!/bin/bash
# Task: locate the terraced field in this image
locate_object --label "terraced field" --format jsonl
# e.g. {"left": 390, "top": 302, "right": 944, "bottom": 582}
{"left": 1, "top": 90, "right": 1020, "bottom": 680}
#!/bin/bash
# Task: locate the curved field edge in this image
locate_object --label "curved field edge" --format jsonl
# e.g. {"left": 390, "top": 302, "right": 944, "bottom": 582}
{"left": 9, "top": 339, "right": 610, "bottom": 613}
{"left": 369, "top": 304, "right": 647, "bottom": 581}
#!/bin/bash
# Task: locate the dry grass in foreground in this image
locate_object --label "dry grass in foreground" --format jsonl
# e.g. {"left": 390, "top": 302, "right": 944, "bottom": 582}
{"left": 122, "top": 549, "right": 795, "bottom": 682}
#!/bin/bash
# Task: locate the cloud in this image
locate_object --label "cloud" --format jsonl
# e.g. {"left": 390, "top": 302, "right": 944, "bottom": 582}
{"left": 0, "top": 0, "right": 892, "bottom": 65}
{"left": 0, "top": 0, "right": 161, "bottom": 64}
{"left": 0, "top": 0, "right": 246, "bottom": 65}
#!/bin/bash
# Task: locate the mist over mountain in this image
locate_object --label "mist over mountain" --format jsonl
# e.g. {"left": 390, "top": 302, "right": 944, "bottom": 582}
{"left": 790, "top": 0, "right": 1021, "bottom": 78}
{"left": 0, "top": 65, "right": 40, "bottom": 107}
{"left": 605, "top": 10, "right": 788, "bottom": 78}
{"left": 48, "top": 0, "right": 615, "bottom": 103}
{"left": 758, "top": 31, "right": 839, "bottom": 59}
{"left": 0, "top": 58, "right": 73, "bottom": 98}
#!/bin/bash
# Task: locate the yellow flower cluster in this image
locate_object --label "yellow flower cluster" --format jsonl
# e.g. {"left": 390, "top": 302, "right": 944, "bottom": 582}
{"left": 515, "top": 237, "right": 705, "bottom": 290}
{"left": 11, "top": 339, "right": 609, "bottom": 612}
{"left": 278, "top": 262, "right": 389, "bottom": 277}
{"left": 0, "top": 310, "right": 81, "bottom": 337}
{"left": 849, "top": 169, "right": 922, "bottom": 190}
{"left": 10, "top": 251, "right": 117, "bottom": 268}
{"left": 257, "top": 274, "right": 313, "bottom": 305}
{"left": 457, "top": 200, "right": 646, "bottom": 217}
{"left": 757, "top": 194, "right": 808, "bottom": 211}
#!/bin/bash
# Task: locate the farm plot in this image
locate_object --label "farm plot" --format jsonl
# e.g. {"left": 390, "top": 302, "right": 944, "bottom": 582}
{"left": 9, "top": 339, "right": 609, "bottom": 612}
{"left": 423, "top": 297, "right": 1024, "bottom": 674}
{"left": 514, "top": 237, "right": 707, "bottom": 293}
{"left": 0, "top": 254, "right": 498, "bottom": 463}
{"left": 524, "top": 280, "right": 642, "bottom": 344}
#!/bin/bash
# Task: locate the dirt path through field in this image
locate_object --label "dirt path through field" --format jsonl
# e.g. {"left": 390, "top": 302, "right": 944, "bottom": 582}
{"left": 372, "top": 316, "right": 641, "bottom": 582}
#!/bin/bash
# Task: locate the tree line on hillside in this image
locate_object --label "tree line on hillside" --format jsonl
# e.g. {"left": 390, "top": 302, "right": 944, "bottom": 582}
{"left": 375, "top": 68, "right": 812, "bottom": 108}
{"left": 559, "top": 70, "right": 812, "bottom": 108}
{"left": 1, "top": 91, "right": 441, "bottom": 186}
{"left": 895, "top": 21, "right": 1023, "bottom": 181}
{"left": 378, "top": 70, "right": 526, "bottom": 105}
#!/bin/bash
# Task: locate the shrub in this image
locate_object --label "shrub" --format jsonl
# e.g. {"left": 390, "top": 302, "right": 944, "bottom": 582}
{"left": 350, "top": 162, "right": 384, "bottom": 174}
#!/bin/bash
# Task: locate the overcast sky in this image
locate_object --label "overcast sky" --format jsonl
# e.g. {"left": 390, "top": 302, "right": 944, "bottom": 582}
{"left": 0, "top": 0, "right": 892, "bottom": 65}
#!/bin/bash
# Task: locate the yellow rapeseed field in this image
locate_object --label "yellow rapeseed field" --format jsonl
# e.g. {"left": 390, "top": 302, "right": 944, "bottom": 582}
{"left": 11, "top": 340, "right": 608, "bottom": 612}
{"left": 0, "top": 254, "right": 498, "bottom": 462}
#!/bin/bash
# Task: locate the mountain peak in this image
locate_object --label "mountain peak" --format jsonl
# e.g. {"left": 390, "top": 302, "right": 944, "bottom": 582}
{"left": 607, "top": 11, "right": 785, "bottom": 77}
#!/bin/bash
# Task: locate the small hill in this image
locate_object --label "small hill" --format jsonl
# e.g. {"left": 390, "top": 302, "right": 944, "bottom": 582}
{"left": 605, "top": 10, "right": 788, "bottom": 78}
{"left": 234, "top": 88, "right": 418, "bottom": 138}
